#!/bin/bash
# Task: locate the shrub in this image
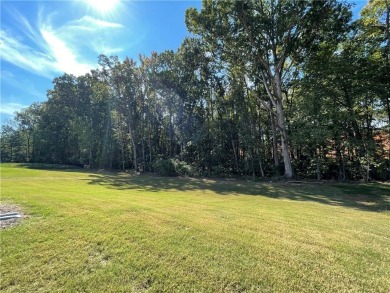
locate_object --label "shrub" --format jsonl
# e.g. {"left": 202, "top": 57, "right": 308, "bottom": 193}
{"left": 153, "top": 159, "right": 194, "bottom": 177}
{"left": 174, "top": 159, "right": 194, "bottom": 177}
{"left": 153, "top": 159, "right": 177, "bottom": 176}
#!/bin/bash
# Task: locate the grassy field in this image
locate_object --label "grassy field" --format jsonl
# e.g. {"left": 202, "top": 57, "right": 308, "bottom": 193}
{"left": 1, "top": 163, "right": 389, "bottom": 292}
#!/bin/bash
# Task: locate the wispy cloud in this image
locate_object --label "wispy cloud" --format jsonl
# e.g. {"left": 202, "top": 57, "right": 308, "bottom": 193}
{"left": 0, "top": 102, "right": 27, "bottom": 116}
{"left": 40, "top": 25, "right": 93, "bottom": 76}
{"left": 76, "top": 16, "right": 124, "bottom": 29}
{"left": 0, "top": 30, "right": 55, "bottom": 79}
{"left": 91, "top": 43, "right": 124, "bottom": 55}
{"left": 0, "top": 7, "right": 125, "bottom": 78}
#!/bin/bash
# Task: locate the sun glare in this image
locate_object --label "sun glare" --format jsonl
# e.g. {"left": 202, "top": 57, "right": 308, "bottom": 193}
{"left": 85, "top": 0, "right": 120, "bottom": 13}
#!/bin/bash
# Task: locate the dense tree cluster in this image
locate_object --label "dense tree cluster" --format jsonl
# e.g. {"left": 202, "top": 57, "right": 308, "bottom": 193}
{"left": 1, "top": 0, "right": 389, "bottom": 180}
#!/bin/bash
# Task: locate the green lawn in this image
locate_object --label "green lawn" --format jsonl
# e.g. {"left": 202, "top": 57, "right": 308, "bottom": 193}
{"left": 1, "top": 163, "right": 389, "bottom": 292}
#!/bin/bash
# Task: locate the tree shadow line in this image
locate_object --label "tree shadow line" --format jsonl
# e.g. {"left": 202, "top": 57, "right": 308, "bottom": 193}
{"left": 86, "top": 172, "right": 390, "bottom": 213}
{"left": 12, "top": 163, "right": 389, "bottom": 212}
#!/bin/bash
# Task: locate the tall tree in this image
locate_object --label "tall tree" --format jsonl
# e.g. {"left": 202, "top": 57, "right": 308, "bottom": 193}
{"left": 186, "top": 0, "right": 351, "bottom": 177}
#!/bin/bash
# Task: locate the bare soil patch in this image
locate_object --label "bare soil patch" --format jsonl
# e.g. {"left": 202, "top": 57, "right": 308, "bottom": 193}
{"left": 0, "top": 203, "right": 26, "bottom": 229}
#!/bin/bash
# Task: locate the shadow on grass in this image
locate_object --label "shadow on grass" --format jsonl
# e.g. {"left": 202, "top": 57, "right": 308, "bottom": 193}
{"left": 87, "top": 173, "right": 390, "bottom": 213}
{"left": 9, "top": 163, "right": 389, "bottom": 212}
{"left": 14, "top": 163, "right": 115, "bottom": 176}
{"left": 16, "top": 163, "right": 84, "bottom": 171}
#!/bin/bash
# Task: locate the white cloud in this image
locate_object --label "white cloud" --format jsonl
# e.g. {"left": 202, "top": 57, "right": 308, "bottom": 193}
{"left": 41, "top": 26, "right": 93, "bottom": 76}
{"left": 0, "top": 102, "right": 27, "bottom": 116}
{"left": 76, "top": 16, "right": 124, "bottom": 29}
{"left": 91, "top": 43, "right": 124, "bottom": 55}
{"left": 0, "top": 30, "right": 55, "bottom": 78}
{"left": 0, "top": 9, "right": 125, "bottom": 78}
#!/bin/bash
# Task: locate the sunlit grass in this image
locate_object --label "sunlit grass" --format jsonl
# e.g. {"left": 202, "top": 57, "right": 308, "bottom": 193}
{"left": 1, "top": 163, "right": 389, "bottom": 292}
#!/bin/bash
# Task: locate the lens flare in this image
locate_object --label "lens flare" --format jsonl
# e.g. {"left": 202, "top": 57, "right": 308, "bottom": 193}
{"left": 84, "top": 0, "right": 120, "bottom": 13}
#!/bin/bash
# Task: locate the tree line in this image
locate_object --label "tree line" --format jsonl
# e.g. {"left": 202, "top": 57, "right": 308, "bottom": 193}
{"left": 1, "top": 0, "right": 389, "bottom": 180}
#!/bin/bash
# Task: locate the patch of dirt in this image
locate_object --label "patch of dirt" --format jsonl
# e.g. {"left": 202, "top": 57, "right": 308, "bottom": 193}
{"left": 0, "top": 203, "right": 26, "bottom": 229}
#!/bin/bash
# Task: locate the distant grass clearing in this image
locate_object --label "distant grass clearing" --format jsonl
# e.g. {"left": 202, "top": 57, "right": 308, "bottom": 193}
{"left": 1, "top": 163, "right": 389, "bottom": 292}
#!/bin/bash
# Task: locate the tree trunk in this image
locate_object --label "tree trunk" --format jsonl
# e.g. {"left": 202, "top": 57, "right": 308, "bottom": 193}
{"left": 336, "top": 142, "right": 345, "bottom": 181}
{"left": 265, "top": 72, "right": 293, "bottom": 178}
{"left": 121, "top": 131, "right": 125, "bottom": 170}
{"left": 275, "top": 100, "right": 293, "bottom": 178}
{"left": 249, "top": 148, "right": 256, "bottom": 180}
{"left": 231, "top": 139, "right": 239, "bottom": 174}
{"left": 26, "top": 134, "right": 30, "bottom": 162}
{"left": 149, "top": 133, "right": 152, "bottom": 172}
{"left": 31, "top": 133, "right": 35, "bottom": 162}
{"left": 89, "top": 145, "right": 93, "bottom": 168}
{"left": 258, "top": 150, "right": 265, "bottom": 178}
{"left": 386, "top": 96, "right": 390, "bottom": 131}
{"left": 316, "top": 149, "right": 321, "bottom": 181}
{"left": 142, "top": 138, "right": 145, "bottom": 172}
{"left": 128, "top": 124, "right": 137, "bottom": 171}
{"left": 270, "top": 101, "right": 280, "bottom": 169}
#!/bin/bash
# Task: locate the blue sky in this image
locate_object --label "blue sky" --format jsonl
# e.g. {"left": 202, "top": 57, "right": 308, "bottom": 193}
{"left": 0, "top": 0, "right": 201, "bottom": 123}
{"left": 1, "top": 0, "right": 366, "bottom": 124}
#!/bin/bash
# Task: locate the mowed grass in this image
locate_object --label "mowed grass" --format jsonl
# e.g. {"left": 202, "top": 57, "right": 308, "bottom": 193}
{"left": 1, "top": 164, "right": 389, "bottom": 292}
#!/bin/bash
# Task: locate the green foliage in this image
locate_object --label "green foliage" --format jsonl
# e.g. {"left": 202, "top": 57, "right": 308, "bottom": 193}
{"left": 1, "top": 1, "right": 389, "bottom": 180}
{"left": 153, "top": 158, "right": 194, "bottom": 177}
{"left": 173, "top": 159, "right": 194, "bottom": 177}
{"left": 153, "top": 158, "right": 178, "bottom": 176}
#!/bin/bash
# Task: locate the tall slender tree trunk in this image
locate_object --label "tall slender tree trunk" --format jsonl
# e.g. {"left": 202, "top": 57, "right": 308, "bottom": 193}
{"left": 31, "top": 134, "right": 35, "bottom": 162}
{"left": 273, "top": 72, "right": 293, "bottom": 178}
{"left": 231, "top": 139, "right": 239, "bottom": 173}
{"left": 275, "top": 100, "right": 293, "bottom": 178}
{"left": 120, "top": 121, "right": 125, "bottom": 170}
{"left": 26, "top": 134, "right": 30, "bottom": 162}
{"left": 149, "top": 131, "right": 152, "bottom": 172}
{"left": 336, "top": 142, "right": 346, "bottom": 181}
{"left": 121, "top": 143, "right": 125, "bottom": 170}
{"left": 256, "top": 106, "right": 265, "bottom": 178}
{"left": 386, "top": 96, "right": 390, "bottom": 131}
{"left": 264, "top": 72, "right": 293, "bottom": 178}
{"left": 141, "top": 115, "right": 145, "bottom": 172}
{"left": 257, "top": 147, "right": 265, "bottom": 178}
{"left": 89, "top": 145, "right": 93, "bottom": 168}
{"left": 142, "top": 139, "right": 145, "bottom": 172}
{"left": 270, "top": 101, "right": 280, "bottom": 169}
{"left": 248, "top": 147, "right": 256, "bottom": 179}
{"left": 128, "top": 124, "right": 137, "bottom": 171}
{"left": 316, "top": 148, "right": 321, "bottom": 181}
